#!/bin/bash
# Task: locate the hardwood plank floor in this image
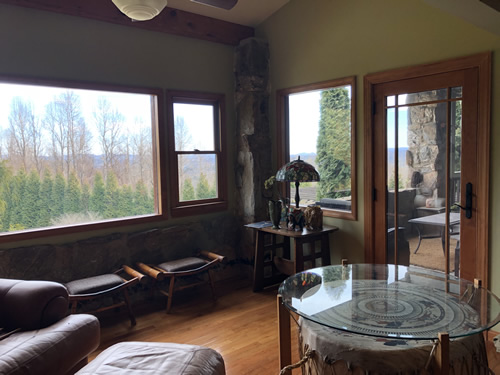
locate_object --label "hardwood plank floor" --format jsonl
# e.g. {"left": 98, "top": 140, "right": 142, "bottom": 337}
{"left": 91, "top": 276, "right": 499, "bottom": 374}
{"left": 91, "top": 277, "right": 299, "bottom": 375}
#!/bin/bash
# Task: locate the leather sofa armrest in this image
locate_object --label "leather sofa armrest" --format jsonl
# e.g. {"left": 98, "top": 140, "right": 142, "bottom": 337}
{"left": 0, "top": 279, "right": 69, "bottom": 330}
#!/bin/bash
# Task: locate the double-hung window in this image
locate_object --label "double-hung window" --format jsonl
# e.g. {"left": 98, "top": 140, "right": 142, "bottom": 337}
{"left": 166, "top": 91, "right": 227, "bottom": 216}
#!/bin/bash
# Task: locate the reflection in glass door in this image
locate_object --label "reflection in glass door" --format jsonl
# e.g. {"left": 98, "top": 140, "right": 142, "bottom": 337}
{"left": 386, "top": 88, "right": 462, "bottom": 277}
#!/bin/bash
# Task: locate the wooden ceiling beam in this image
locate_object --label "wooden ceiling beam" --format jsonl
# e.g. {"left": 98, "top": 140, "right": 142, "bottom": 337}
{"left": 0, "top": 0, "right": 254, "bottom": 46}
{"left": 480, "top": 0, "right": 500, "bottom": 12}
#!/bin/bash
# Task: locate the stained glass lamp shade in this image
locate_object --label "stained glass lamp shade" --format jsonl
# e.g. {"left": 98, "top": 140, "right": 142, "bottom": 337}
{"left": 276, "top": 156, "right": 320, "bottom": 208}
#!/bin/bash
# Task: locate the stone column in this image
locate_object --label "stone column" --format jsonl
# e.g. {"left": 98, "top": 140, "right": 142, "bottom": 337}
{"left": 234, "top": 38, "right": 272, "bottom": 223}
{"left": 407, "top": 91, "right": 447, "bottom": 201}
{"left": 234, "top": 37, "right": 273, "bottom": 263}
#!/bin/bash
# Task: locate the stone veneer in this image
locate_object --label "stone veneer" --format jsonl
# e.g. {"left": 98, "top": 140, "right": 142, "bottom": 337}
{"left": 234, "top": 38, "right": 273, "bottom": 263}
{"left": 0, "top": 214, "right": 241, "bottom": 283}
{"left": 406, "top": 90, "right": 447, "bottom": 201}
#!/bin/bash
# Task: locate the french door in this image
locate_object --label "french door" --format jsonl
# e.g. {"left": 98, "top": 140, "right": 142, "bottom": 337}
{"left": 364, "top": 53, "right": 491, "bottom": 284}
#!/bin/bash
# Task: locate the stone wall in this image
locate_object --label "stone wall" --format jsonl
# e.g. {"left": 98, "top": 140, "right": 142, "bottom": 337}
{"left": 0, "top": 214, "right": 242, "bottom": 283}
{"left": 406, "top": 91, "right": 447, "bottom": 202}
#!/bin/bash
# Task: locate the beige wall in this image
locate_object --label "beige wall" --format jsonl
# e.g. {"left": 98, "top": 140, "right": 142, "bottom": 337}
{"left": 0, "top": 4, "right": 237, "bottom": 248}
{"left": 1, "top": 0, "right": 500, "bottom": 293}
{"left": 258, "top": 0, "right": 500, "bottom": 293}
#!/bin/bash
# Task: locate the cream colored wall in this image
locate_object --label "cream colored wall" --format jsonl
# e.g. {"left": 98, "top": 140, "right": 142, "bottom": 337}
{"left": 257, "top": 0, "right": 500, "bottom": 293}
{"left": 0, "top": 4, "right": 236, "bottom": 248}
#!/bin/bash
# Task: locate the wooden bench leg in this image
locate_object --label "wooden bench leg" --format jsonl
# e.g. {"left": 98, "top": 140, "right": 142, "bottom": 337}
{"left": 208, "top": 269, "right": 217, "bottom": 302}
{"left": 122, "top": 288, "right": 136, "bottom": 326}
{"left": 166, "top": 276, "right": 176, "bottom": 314}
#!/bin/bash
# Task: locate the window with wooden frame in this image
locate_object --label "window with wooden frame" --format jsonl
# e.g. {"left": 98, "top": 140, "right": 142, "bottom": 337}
{"left": 277, "top": 76, "right": 357, "bottom": 220}
{"left": 166, "top": 91, "right": 227, "bottom": 217}
{"left": 0, "top": 76, "right": 165, "bottom": 242}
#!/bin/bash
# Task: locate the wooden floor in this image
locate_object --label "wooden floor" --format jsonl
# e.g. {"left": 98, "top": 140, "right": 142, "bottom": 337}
{"left": 91, "top": 277, "right": 299, "bottom": 375}
{"left": 92, "top": 276, "right": 499, "bottom": 374}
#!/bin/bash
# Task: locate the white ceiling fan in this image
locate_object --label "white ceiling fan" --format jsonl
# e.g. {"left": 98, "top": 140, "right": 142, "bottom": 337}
{"left": 112, "top": 0, "right": 238, "bottom": 21}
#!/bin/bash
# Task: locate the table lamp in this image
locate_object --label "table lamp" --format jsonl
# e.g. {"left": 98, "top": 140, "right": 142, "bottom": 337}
{"left": 276, "top": 156, "right": 320, "bottom": 208}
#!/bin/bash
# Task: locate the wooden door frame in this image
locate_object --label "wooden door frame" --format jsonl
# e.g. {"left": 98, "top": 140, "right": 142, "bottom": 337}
{"left": 363, "top": 52, "right": 491, "bottom": 286}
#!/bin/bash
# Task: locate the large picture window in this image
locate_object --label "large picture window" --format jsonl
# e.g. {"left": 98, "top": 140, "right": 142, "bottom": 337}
{"left": 0, "top": 77, "right": 163, "bottom": 239}
{"left": 277, "top": 77, "right": 357, "bottom": 220}
{"left": 167, "top": 91, "right": 227, "bottom": 216}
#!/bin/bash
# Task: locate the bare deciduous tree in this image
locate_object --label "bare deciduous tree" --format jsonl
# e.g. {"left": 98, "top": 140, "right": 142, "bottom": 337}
{"left": 7, "top": 97, "right": 43, "bottom": 174}
{"left": 94, "top": 97, "right": 124, "bottom": 180}
{"left": 131, "top": 122, "right": 153, "bottom": 190}
{"left": 44, "top": 91, "right": 91, "bottom": 182}
{"left": 175, "top": 115, "right": 193, "bottom": 193}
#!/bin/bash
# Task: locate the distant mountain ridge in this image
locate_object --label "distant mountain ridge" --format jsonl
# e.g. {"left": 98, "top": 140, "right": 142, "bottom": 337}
{"left": 388, "top": 147, "right": 408, "bottom": 165}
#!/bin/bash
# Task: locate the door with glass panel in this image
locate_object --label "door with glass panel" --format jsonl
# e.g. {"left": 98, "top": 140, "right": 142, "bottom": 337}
{"left": 371, "top": 68, "right": 482, "bottom": 281}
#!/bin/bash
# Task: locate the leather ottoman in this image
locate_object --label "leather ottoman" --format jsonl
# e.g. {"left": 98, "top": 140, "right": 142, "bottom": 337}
{"left": 76, "top": 341, "right": 226, "bottom": 375}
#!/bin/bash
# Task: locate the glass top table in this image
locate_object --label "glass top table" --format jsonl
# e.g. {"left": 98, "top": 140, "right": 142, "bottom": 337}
{"left": 279, "top": 263, "right": 500, "bottom": 340}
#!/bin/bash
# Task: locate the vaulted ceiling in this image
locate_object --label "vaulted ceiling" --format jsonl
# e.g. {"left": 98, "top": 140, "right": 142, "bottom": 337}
{"left": 422, "top": 0, "right": 500, "bottom": 37}
{"left": 0, "top": 0, "right": 289, "bottom": 45}
{"left": 167, "top": 0, "right": 289, "bottom": 27}
{"left": 1, "top": 0, "right": 499, "bottom": 46}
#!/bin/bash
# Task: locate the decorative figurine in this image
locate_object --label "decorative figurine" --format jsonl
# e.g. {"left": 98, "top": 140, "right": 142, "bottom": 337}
{"left": 287, "top": 208, "right": 305, "bottom": 231}
{"left": 304, "top": 205, "right": 323, "bottom": 230}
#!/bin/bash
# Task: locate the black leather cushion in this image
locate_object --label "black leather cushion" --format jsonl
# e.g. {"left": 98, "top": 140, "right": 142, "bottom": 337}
{"left": 65, "top": 274, "right": 124, "bottom": 295}
{"left": 157, "top": 257, "right": 207, "bottom": 272}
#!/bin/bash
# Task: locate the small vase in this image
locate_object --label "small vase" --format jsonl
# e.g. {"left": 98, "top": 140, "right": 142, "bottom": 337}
{"left": 268, "top": 200, "right": 282, "bottom": 229}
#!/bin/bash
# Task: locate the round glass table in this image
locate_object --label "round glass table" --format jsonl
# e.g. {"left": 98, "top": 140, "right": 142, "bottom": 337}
{"left": 277, "top": 264, "right": 500, "bottom": 374}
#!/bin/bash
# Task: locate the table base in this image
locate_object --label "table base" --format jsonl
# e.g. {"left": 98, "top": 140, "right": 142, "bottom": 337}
{"left": 297, "top": 318, "right": 488, "bottom": 375}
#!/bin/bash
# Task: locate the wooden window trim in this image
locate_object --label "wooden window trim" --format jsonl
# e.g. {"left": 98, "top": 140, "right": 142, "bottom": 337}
{"left": 0, "top": 75, "right": 167, "bottom": 244}
{"left": 166, "top": 90, "right": 228, "bottom": 217}
{"left": 276, "top": 76, "right": 357, "bottom": 221}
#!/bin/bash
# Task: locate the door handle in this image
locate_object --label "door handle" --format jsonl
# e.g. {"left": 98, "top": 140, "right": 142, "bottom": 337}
{"left": 454, "top": 182, "right": 472, "bottom": 219}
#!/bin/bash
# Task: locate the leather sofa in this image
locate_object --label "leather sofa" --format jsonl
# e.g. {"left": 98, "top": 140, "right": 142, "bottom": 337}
{"left": 0, "top": 278, "right": 100, "bottom": 375}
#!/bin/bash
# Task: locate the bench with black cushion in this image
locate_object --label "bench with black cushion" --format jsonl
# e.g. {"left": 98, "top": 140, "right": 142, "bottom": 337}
{"left": 137, "top": 250, "right": 226, "bottom": 313}
{"left": 64, "top": 265, "right": 144, "bottom": 326}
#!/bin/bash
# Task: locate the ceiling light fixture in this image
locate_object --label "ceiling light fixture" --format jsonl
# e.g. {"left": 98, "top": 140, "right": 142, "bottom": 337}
{"left": 112, "top": 0, "right": 168, "bottom": 21}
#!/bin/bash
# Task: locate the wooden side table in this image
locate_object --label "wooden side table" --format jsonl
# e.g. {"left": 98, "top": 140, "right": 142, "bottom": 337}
{"left": 245, "top": 223, "right": 339, "bottom": 292}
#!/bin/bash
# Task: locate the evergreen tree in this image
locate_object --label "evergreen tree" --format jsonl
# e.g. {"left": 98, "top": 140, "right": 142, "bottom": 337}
{"left": 23, "top": 170, "right": 41, "bottom": 229}
{"left": 65, "top": 172, "right": 81, "bottom": 214}
{"left": 0, "top": 161, "right": 12, "bottom": 231}
{"left": 90, "top": 172, "right": 106, "bottom": 216}
{"left": 181, "top": 178, "right": 195, "bottom": 201}
{"left": 10, "top": 170, "right": 27, "bottom": 229}
{"left": 316, "top": 87, "right": 352, "bottom": 199}
{"left": 104, "top": 171, "right": 120, "bottom": 219}
{"left": 39, "top": 170, "right": 53, "bottom": 228}
{"left": 52, "top": 173, "right": 66, "bottom": 219}
{"left": 134, "top": 180, "right": 150, "bottom": 215}
{"left": 209, "top": 185, "right": 217, "bottom": 199}
{"left": 147, "top": 187, "right": 155, "bottom": 213}
{"left": 196, "top": 173, "right": 214, "bottom": 200}
{"left": 119, "top": 185, "right": 135, "bottom": 217}
{"left": 1, "top": 177, "right": 14, "bottom": 232}
{"left": 81, "top": 183, "right": 91, "bottom": 213}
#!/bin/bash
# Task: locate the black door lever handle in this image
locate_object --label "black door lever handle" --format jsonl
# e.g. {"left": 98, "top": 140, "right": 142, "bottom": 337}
{"left": 455, "top": 183, "right": 472, "bottom": 219}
